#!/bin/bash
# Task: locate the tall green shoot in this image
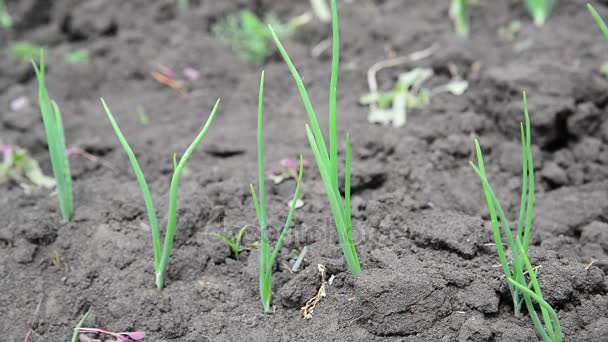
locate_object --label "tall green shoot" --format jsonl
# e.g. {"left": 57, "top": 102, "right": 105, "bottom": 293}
{"left": 525, "top": 0, "right": 555, "bottom": 26}
{"left": 251, "top": 71, "right": 304, "bottom": 313}
{"left": 32, "top": 51, "right": 74, "bottom": 221}
{"left": 471, "top": 92, "right": 560, "bottom": 340}
{"left": 588, "top": 3, "right": 608, "bottom": 42}
{"left": 269, "top": 0, "right": 361, "bottom": 275}
{"left": 470, "top": 92, "right": 535, "bottom": 314}
{"left": 450, "top": 0, "right": 469, "bottom": 37}
{"left": 101, "top": 98, "right": 220, "bottom": 289}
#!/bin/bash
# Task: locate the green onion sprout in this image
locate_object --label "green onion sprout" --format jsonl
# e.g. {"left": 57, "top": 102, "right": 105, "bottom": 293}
{"left": 251, "top": 71, "right": 304, "bottom": 313}
{"left": 471, "top": 92, "right": 561, "bottom": 340}
{"left": 269, "top": 0, "right": 361, "bottom": 276}
{"left": 32, "top": 51, "right": 74, "bottom": 221}
{"left": 71, "top": 308, "right": 92, "bottom": 342}
{"left": 209, "top": 225, "right": 250, "bottom": 261}
{"left": 450, "top": 0, "right": 469, "bottom": 37}
{"left": 588, "top": 3, "right": 608, "bottom": 41}
{"left": 525, "top": 0, "right": 555, "bottom": 26}
{"left": 101, "top": 98, "right": 220, "bottom": 289}
{"left": 470, "top": 92, "right": 535, "bottom": 314}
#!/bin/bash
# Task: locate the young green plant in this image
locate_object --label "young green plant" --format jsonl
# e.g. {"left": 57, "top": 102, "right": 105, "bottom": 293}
{"left": 470, "top": 92, "right": 535, "bottom": 315}
{"left": 450, "top": 0, "right": 469, "bottom": 37}
{"left": 269, "top": 0, "right": 361, "bottom": 275}
{"left": 525, "top": 0, "right": 555, "bottom": 26}
{"left": 209, "top": 225, "right": 249, "bottom": 261}
{"left": 32, "top": 51, "right": 74, "bottom": 220}
{"left": 101, "top": 98, "right": 220, "bottom": 289}
{"left": 588, "top": 3, "right": 608, "bottom": 41}
{"left": 470, "top": 91, "right": 562, "bottom": 340}
{"left": 508, "top": 239, "right": 562, "bottom": 342}
{"left": 251, "top": 71, "right": 304, "bottom": 313}
{"left": 14, "top": 42, "right": 44, "bottom": 63}
{"left": 212, "top": 9, "right": 300, "bottom": 64}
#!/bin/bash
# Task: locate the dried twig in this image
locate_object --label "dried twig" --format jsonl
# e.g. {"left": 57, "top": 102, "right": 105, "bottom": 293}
{"left": 301, "top": 264, "right": 328, "bottom": 319}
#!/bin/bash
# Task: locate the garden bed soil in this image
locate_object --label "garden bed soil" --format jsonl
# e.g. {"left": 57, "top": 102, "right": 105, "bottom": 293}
{"left": 1, "top": 0, "right": 608, "bottom": 341}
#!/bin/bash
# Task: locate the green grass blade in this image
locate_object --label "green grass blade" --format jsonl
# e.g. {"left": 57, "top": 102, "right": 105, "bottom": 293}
{"left": 235, "top": 224, "right": 249, "bottom": 257}
{"left": 517, "top": 239, "right": 555, "bottom": 340}
{"left": 525, "top": 0, "right": 555, "bottom": 26}
{"left": 328, "top": 0, "right": 340, "bottom": 192}
{"left": 255, "top": 71, "right": 272, "bottom": 312}
{"left": 451, "top": 0, "right": 469, "bottom": 37}
{"left": 306, "top": 125, "right": 359, "bottom": 274}
{"left": 269, "top": 156, "right": 304, "bottom": 265}
{"left": 71, "top": 308, "right": 91, "bottom": 342}
{"left": 257, "top": 71, "right": 268, "bottom": 240}
{"left": 516, "top": 123, "right": 528, "bottom": 247}
{"left": 344, "top": 133, "right": 351, "bottom": 238}
{"left": 156, "top": 98, "right": 220, "bottom": 288}
{"left": 101, "top": 98, "right": 161, "bottom": 269}
{"left": 588, "top": 3, "right": 608, "bottom": 41}
{"left": 509, "top": 277, "right": 562, "bottom": 342}
{"left": 32, "top": 50, "right": 74, "bottom": 220}
{"left": 268, "top": 26, "right": 330, "bottom": 168}
{"left": 50, "top": 100, "right": 74, "bottom": 220}
{"left": 522, "top": 92, "right": 535, "bottom": 251}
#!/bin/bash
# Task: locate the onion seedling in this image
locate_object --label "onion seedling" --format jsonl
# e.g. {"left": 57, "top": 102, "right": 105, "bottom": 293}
{"left": 209, "top": 225, "right": 249, "bottom": 261}
{"left": 251, "top": 71, "right": 304, "bottom": 313}
{"left": 71, "top": 308, "right": 91, "bottom": 342}
{"left": 212, "top": 9, "right": 299, "bottom": 64}
{"left": 32, "top": 51, "right": 74, "bottom": 220}
{"left": 588, "top": 3, "right": 608, "bottom": 42}
{"left": 269, "top": 0, "right": 361, "bottom": 275}
{"left": 508, "top": 239, "right": 562, "bottom": 342}
{"left": 525, "top": 0, "right": 555, "bottom": 26}
{"left": 450, "top": 0, "right": 469, "bottom": 37}
{"left": 470, "top": 92, "right": 535, "bottom": 315}
{"left": 101, "top": 98, "right": 220, "bottom": 289}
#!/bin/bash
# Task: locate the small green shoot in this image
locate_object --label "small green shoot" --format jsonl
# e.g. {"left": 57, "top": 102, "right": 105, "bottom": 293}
{"left": 508, "top": 240, "right": 562, "bottom": 342}
{"left": 212, "top": 9, "right": 299, "bottom": 64}
{"left": 0, "top": 0, "right": 12, "bottom": 28}
{"left": 71, "top": 308, "right": 92, "bottom": 342}
{"left": 101, "top": 98, "right": 220, "bottom": 289}
{"left": 588, "top": 3, "right": 608, "bottom": 42}
{"left": 498, "top": 20, "right": 523, "bottom": 42}
{"left": 209, "top": 224, "right": 249, "bottom": 261}
{"left": 32, "top": 51, "right": 74, "bottom": 221}
{"left": 64, "top": 48, "right": 89, "bottom": 64}
{"left": 270, "top": 0, "right": 362, "bottom": 275}
{"left": 450, "top": 0, "right": 469, "bottom": 37}
{"left": 470, "top": 92, "right": 535, "bottom": 315}
{"left": 469, "top": 91, "right": 560, "bottom": 342}
{"left": 525, "top": 0, "right": 555, "bottom": 26}
{"left": 0, "top": 145, "right": 56, "bottom": 193}
{"left": 13, "top": 42, "right": 45, "bottom": 63}
{"left": 251, "top": 71, "right": 304, "bottom": 313}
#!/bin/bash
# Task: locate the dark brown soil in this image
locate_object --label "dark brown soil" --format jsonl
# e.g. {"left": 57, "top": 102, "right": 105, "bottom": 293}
{"left": 2, "top": 0, "right": 608, "bottom": 341}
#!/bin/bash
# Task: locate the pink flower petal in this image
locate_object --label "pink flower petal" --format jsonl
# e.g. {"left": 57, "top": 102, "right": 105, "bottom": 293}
{"left": 123, "top": 331, "right": 145, "bottom": 340}
{"left": 78, "top": 328, "right": 110, "bottom": 335}
{"left": 280, "top": 159, "right": 296, "bottom": 169}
